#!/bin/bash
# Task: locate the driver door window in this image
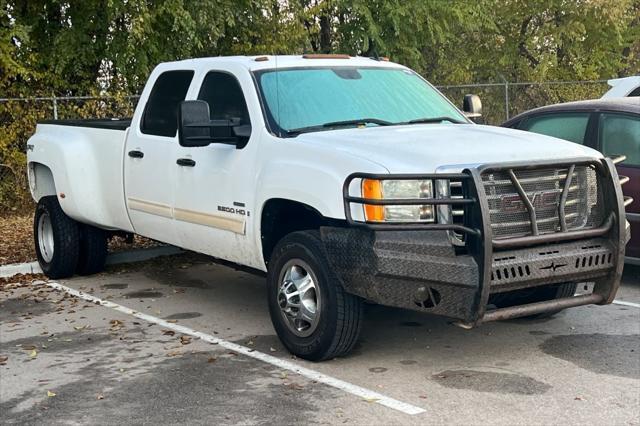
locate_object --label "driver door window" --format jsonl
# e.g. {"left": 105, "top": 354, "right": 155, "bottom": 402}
{"left": 197, "top": 71, "right": 251, "bottom": 139}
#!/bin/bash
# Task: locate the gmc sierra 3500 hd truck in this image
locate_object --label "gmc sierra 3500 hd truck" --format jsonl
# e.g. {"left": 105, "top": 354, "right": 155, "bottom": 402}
{"left": 27, "top": 55, "right": 631, "bottom": 361}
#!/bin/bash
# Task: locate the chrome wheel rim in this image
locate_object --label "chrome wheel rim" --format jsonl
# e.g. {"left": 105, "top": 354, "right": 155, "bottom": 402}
{"left": 37, "top": 212, "right": 55, "bottom": 263}
{"left": 277, "top": 259, "right": 321, "bottom": 337}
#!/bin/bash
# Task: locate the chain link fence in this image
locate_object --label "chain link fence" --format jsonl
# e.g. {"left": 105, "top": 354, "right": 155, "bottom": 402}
{"left": 436, "top": 80, "right": 610, "bottom": 125}
{"left": 0, "top": 80, "right": 612, "bottom": 215}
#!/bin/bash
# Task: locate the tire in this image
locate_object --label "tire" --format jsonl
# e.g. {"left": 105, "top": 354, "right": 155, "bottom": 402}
{"left": 267, "top": 230, "right": 363, "bottom": 361}
{"left": 76, "top": 225, "right": 108, "bottom": 275}
{"left": 34, "top": 196, "right": 80, "bottom": 279}
{"left": 489, "top": 282, "right": 578, "bottom": 319}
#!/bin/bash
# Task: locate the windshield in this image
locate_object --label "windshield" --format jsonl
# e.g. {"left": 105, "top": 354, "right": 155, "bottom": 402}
{"left": 254, "top": 66, "right": 468, "bottom": 136}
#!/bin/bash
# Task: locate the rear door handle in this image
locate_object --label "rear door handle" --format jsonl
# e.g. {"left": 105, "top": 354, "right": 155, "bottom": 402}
{"left": 176, "top": 158, "right": 196, "bottom": 167}
{"left": 128, "top": 150, "right": 144, "bottom": 158}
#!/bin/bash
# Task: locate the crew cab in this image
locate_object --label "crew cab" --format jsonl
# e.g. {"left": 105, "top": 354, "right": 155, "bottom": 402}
{"left": 27, "top": 55, "right": 631, "bottom": 361}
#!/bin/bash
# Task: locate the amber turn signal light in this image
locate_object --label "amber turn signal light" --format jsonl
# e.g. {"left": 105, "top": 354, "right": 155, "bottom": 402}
{"left": 362, "top": 179, "right": 384, "bottom": 221}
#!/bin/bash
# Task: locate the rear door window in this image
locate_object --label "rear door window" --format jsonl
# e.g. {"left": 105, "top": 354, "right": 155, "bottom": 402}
{"left": 141, "top": 70, "right": 194, "bottom": 137}
{"left": 520, "top": 113, "right": 590, "bottom": 144}
{"left": 599, "top": 113, "right": 640, "bottom": 167}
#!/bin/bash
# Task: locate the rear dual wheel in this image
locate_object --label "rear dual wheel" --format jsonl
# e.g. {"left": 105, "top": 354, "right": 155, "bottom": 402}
{"left": 34, "top": 196, "right": 107, "bottom": 279}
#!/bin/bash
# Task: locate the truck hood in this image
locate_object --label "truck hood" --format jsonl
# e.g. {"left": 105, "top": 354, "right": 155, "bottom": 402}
{"left": 295, "top": 124, "right": 603, "bottom": 173}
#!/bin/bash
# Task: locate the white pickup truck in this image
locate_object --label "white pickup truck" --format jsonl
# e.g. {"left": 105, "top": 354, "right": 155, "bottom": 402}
{"left": 27, "top": 55, "right": 630, "bottom": 360}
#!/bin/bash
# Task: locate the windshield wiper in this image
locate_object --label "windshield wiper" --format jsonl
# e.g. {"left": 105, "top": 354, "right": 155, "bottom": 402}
{"left": 404, "top": 116, "right": 465, "bottom": 125}
{"left": 285, "top": 118, "right": 393, "bottom": 136}
{"left": 321, "top": 118, "right": 393, "bottom": 128}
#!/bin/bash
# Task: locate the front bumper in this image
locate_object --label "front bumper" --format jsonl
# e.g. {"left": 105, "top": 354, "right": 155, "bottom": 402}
{"left": 326, "top": 158, "right": 629, "bottom": 326}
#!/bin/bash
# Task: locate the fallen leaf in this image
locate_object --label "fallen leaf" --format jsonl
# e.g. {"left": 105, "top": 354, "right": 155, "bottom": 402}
{"left": 0, "top": 355, "right": 8, "bottom": 365}
{"left": 575, "top": 396, "right": 586, "bottom": 401}
{"left": 73, "top": 325, "right": 87, "bottom": 330}
{"left": 284, "top": 382, "right": 305, "bottom": 391}
{"left": 363, "top": 397, "right": 379, "bottom": 403}
{"left": 167, "top": 320, "right": 178, "bottom": 323}
{"left": 269, "top": 347, "right": 277, "bottom": 352}
{"left": 97, "top": 394, "right": 104, "bottom": 400}
{"left": 162, "top": 330, "right": 176, "bottom": 336}
{"left": 29, "top": 349, "right": 37, "bottom": 358}
{"left": 180, "top": 336, "right": 191, "bottom": 345}
{"left": 207, "top": 357, "right": 217, "bottom": 363}
{"left": 166, "top": 351, "right": 182, "bottom": 357}
{"left": 21, "top": 344, "right": 37, "bottom": 350}
{"left": 47, "top": 391, "right": 56, "bottom": 397}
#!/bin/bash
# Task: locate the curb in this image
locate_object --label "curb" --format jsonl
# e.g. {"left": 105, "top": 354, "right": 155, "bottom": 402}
{"left": 0, "top": 245, "right": 183, "bottom": 279}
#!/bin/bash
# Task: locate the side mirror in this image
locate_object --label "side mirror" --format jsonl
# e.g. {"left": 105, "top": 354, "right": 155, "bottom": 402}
{"left": 178, "top": 100, "right": 214, "bottom": 147}
{"left": 463, "top": 94, "right": 483, "bottom": 123}
{"left": 178, "top": 100, "right": 249, "bottom": 148}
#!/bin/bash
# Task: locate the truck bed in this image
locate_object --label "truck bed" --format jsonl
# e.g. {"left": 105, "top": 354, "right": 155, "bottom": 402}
{"left": 39, "top": 118, "right": 131, "bottom": 131}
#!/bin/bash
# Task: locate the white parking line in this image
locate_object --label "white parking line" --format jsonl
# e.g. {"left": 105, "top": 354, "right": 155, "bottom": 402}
{"left": 39, "top": 281, "right": 426, "bottom": 416}
{"left": 613, "top": 300, "right": 640, "bottom": 309}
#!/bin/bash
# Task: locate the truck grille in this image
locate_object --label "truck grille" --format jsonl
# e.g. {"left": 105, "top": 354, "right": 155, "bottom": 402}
{"left": 481, "top": 166, "right": 604, "bottom": 240}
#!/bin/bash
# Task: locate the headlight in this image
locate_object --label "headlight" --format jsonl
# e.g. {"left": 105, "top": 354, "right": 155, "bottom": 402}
{"left": 362, "top": 179, "right": 434, "bottom": 222}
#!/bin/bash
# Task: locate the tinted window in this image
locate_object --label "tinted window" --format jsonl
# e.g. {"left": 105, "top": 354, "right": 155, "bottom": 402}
{"left": 520, "top": 113, "right": 590, "bottom": 144}
{"left": 141, "top": 70, "right": 194, "bottom": 137}
{"left": 629, "top": 87, "right": 640, "bottom": 97}
{"left": 599, "top": 113, "right": 640, "bottom": 166}
{"left": 198, "top": 72, "right": 250, "bottom": 124}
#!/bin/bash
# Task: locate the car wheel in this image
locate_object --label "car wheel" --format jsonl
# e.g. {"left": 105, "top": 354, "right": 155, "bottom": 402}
{"left": 489, "top": 282, "right": 578, "bottom": 319}
{"left": 77, "top": 225, "right": 108, "bottom": 275}
{"left": 267, "top": 230, "right": 363, "bottom": 361}
{"left": 34, "top": 196, "right": 80, "bottom": 279}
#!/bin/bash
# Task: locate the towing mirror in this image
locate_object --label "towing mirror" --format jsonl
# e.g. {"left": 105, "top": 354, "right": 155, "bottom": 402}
{"left": 178, "top": 100, "right": 213, "bottom": 147}
{"left": 463, "top": 94, "right": 483, "bottom": 124}
{"left": 178, "top": 100, "right": 247, "bottom": 148}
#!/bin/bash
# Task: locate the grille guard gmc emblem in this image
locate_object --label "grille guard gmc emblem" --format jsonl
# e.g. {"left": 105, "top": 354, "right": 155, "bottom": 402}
{"left": 501, "top": 191, "right": 560, "bottom": 213}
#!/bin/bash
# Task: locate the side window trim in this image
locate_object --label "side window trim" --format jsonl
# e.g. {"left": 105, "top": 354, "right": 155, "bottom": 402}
{"left": 583, "top": 112, "right": 599, "bottom": 150}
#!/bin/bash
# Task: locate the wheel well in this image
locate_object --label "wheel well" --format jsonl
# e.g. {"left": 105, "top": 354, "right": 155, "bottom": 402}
{"left": 29, "top": 162, "right": 57, "bottom": 201}
{"left": 261, "top": 199, "right": 332, "bottom": 265}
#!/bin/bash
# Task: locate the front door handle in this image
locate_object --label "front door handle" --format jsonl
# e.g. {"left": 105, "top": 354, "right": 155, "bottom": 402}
{"left": 128, "top": 150, "right": 144, "bottom": 158}
{"left": 176, "top": 158, "right": 196, "bottom": 167}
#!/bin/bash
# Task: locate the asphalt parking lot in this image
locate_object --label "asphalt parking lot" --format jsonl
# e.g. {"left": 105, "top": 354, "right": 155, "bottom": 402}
{"left": 1, "top": 254, "right": 639, "bottom": 425}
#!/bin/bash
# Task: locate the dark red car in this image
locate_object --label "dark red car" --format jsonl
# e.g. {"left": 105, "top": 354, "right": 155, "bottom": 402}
{"left": 502, "top": 98, "right": 639, "bottom": 263}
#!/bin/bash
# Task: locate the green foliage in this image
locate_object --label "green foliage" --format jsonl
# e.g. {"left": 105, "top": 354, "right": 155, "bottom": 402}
{"left": 0, "top": 0, "right": 638, "bottom": 213}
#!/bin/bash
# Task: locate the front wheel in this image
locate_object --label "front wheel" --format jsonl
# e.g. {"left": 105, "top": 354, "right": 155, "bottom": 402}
{"left": 34, "top": 196, "right": 80, "bottom": 279}
{"left": 267, "top": 231, "right": 363, "bottom": 361}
